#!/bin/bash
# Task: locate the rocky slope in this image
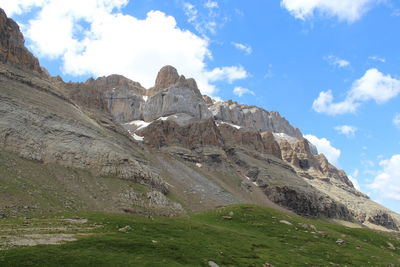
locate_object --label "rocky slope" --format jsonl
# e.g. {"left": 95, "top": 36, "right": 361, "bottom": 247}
{"left": 0, "top": 9, "right": 399, "bottom": 230}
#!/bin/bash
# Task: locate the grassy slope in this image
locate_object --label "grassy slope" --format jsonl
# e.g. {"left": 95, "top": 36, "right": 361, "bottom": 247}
{"left": 0, "top": 149, "right": 152, "bottom": 216}
{"left": 0, "top": 205, "right": 399, "bottom": 267}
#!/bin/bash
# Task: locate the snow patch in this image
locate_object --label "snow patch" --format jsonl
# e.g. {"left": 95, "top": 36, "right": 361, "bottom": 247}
{"left": 216, "top": 121, "right": 242, "bottom": 129}
{"left": 196, "top": 163, "right": 202, "bottom": 168}
{"left": 124, "top": 120, "right": 151, "bottom": 131}
{"left": 252, "top": 181, "right": 259, "bottom": 187}
{"left": 132, "top": 133, "right": 144, "bottom": 141}
{"left": 143, "top": 96, "right": 148, "bottom": 102}
{"left": 157, "top": 115, "right": 178, "bottom": 121}
{"left": 273, "top": 132, "right": 298, "bottom": 143}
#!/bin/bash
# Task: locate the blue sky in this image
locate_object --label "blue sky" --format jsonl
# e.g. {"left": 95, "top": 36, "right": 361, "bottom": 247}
{"left": 2, "top": 0, "right": 400, "bottom": 212}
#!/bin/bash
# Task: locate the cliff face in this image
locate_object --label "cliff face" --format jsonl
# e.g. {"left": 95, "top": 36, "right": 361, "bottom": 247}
{"left": 209, "top": 100, "right": 303, "bottom": 139}
{"left": 278, "top": 138, "right": 354, "bottom": 187}
{"left": 0, "top": 9, "right": 42, "bottom": 74}
{"left": 1, "top": 9, "right": 399, "bottom": 230}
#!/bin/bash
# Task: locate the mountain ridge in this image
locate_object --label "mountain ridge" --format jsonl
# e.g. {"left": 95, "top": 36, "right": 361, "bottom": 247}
{"left": 0, "top": 8, "right": 399, "bottom": 231}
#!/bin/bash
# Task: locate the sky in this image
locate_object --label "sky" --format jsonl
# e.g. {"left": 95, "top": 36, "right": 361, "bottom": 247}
{"left": 1, "top": 0, "right": 399, "bottom": 213}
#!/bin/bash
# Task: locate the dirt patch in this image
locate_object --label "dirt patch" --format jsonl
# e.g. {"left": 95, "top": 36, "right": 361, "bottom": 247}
{"left": 3, "top": 233, "right": 93, "bottom": 247}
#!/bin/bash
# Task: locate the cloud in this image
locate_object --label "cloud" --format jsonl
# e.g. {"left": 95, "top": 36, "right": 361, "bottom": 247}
{"left": 313, "top": 68, "right": 400, "bottom": 115}
{"left": 3, "top": 0, "right": 248, "bottom": 96}
{"left": 233, "top": 86, "right": 255, "bottom": 97}
{"left": 334, "top": 125, "right": 357, "bottom": 137}
{"left": 280, "top": 0, "right": 382, "bottom": 22}
{"left": 304, "top": 134, "right": 341, "bottom": 166}
{"left": 324, "top": 55, "right": 350, "bottom": 68}
{"left": 231, "top": 42, "right": 252, "bottom": 55}
{"left": 0, "top": 0, "right": 48, "bottom": 16}
{"left": 264, "top": 64, "right": 274, "bottom": 78}
{"left": 206, "top": 66, "right": 249, "bottom": 83}
{"left": 369, "top": 56, "right": 385, "bottom": 63}
{"left": 183, "top": 1, "right": 222, "bottom": 35}
{"left": 393, "top": 113, "right": 400, "bottom": 128}
{"left": 369, "top": 154, "right": 400, "bottom": 201}
{"left": 349, "top": 169, "right": 361, "bottom": 190}
{"left": 392, "top": 9, "right": 400, "bottom": 16}
{"left": 204, "top": 0, "right": 218, "bottom": 9}
{"left": 312, "top": 90, "right": 358, "bottom": 115}
{"left": 349, "top": 176, "right": 361, "bottom": 190}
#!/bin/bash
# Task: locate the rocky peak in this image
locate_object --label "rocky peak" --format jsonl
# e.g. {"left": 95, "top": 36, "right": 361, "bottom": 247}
{"left": 154, "top": 65, "right": 181, "bottom": 90}
{"left": 152, "top": 65, "right": 199, "bottom": 93}
{"left": 85, "top": 74, "right": 146, "bottom": 95}
{"left": 0, "top": 8, "right": 42, "bottom": 74}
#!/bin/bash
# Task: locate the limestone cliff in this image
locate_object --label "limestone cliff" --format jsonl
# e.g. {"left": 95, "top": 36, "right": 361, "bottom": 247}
{"left": 209, "top": 100, "right": 303, "bottom": 139}
{"left": 0, "top": 8, "right": 42, "bottom": 74}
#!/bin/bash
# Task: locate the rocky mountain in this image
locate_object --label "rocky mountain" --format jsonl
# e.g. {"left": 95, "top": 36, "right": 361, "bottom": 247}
{"left": 0, "top": 9, "right": 399, "bottom": 231}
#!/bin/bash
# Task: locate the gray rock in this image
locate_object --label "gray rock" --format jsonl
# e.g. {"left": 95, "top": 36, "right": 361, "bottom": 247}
{"left": 118, "top": 225, "right": 132, "bottom": 232}
{"left": 143, "top": 86, "right": 212, "bottom": 123}
{"left": 210, "top": 100, "right": 303, "bottom": 139}
{"left": 336, "top": 239, "right": 345, "bottom": 245}
{"left": 208, "top": 261, "right": 220, "bottom": 267}
{"left": 279, "top": 220, "right": 292, "bottom": 225}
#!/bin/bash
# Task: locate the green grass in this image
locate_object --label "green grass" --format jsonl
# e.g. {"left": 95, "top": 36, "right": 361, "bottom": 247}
{"left": 0, "top": 204, "right": 399, "bottom": 266}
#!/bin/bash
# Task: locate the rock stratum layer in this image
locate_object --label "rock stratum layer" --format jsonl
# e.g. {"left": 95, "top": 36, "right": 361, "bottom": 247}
{"left": 0, "top": 9, "right": 399, "bottom": 230}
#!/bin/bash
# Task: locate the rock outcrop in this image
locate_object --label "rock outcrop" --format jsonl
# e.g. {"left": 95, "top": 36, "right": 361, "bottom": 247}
{"left": 278, "top": 138, "right": 354, "bottom": 187}
{"left": 140, "top": 118, "right": 223, "bottom": 149}
{"left": 264, "top": 185, "right": 354, "bottom": 219}
{"left": 0, "top": 8, "right": 42, "bottom": 74}
{"left": 210, "top": 100, "right": 303, "bottom": 139}
{"left": 217, "top": 123, "right": 282, "bottom": 159}
{"left": 143, "top": 66, "right": 212, "bottom": 123}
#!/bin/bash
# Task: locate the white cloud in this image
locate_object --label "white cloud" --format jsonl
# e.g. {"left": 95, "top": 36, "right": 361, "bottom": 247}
{"left": 312, "top": 90, "right": 358, "bottom": 115}
{"left": 349, "top": 176, "right": 361, "bottom": 190}
{"left": 304, "top": 134, "right": 341, "bottom": 166}
{"left": 324, "top": 55, "right": 350, "bottom": 68}
{"left": 280, "top": 0, "right": 382, "bottom": 22}
{"left": 334, "top": 125, "right": 357, "bottom": 137}
{"left": 393, "top": 113, "right": 400, "bottom": 128}
{"left": 313, "top": 68, "right": 400, "bottom": 115}
{"left": 232, "top": 42, "right": 252, "bottom": 55}
{"left": 204, "top": 0, "right": 218, "bottom": 9}
{"left": 206, "top": 66, "right": 249, "bottom": 83}
{"left": 0, "top": 0, "right": 48, "bottom": 16}
{"left": 183, "top": 1, "right": 222, "bottom": 35}
{"left": 369, "top": 154, "right": 400, "bottom": 201}
{"left": 233, "top": 86, "right": 255, "bottom": 97}
{"left": 349, "top": 169, "right": 361, "bottom": 190}
{"left": 2, "top": 0, "right": 248, "bottom": 96}
{"left": 369, "top": 56, "right": 385, "bottom": 63}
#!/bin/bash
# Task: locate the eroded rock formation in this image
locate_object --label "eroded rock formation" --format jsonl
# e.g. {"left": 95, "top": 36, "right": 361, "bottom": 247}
{"left": 0, "top": 8, "right": 42, "bottom": 74}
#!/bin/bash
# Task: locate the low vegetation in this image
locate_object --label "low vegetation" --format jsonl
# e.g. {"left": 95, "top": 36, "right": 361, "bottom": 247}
{"left": 0, "top": 205, "right": 399, "bottom": 266}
